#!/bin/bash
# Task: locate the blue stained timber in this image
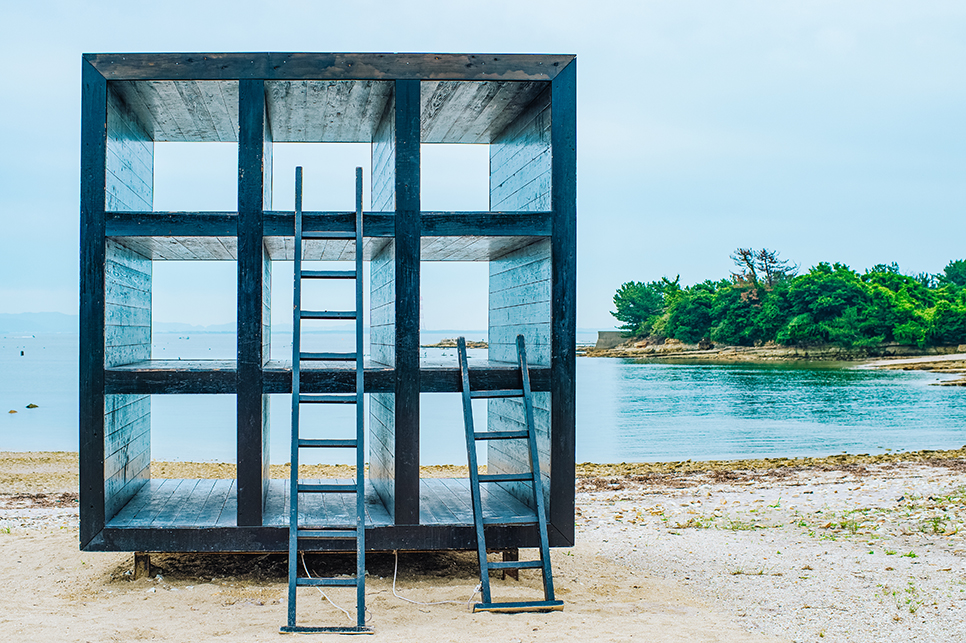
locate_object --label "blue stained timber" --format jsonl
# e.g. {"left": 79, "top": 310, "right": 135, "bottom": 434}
{"left": 487, "top": 86, "right": 553, "bottom": 514}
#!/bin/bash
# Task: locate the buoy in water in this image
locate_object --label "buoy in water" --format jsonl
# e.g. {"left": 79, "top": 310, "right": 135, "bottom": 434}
{"left": 26, "top": 404, "right": 38, "bottom": 409}
{"left": 8, "top": 410, "right": 16, "bottom": 414}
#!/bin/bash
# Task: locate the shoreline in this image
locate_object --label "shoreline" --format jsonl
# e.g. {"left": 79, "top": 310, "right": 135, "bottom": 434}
{"left": 582, "top": 342, "right": 966, "bottom": 385}
{"left": 4, "top": 446, "right": 966, "bottom": 493}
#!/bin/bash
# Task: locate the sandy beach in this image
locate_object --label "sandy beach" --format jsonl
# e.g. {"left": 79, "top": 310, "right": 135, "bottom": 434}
{"left": 3, "top": 451, "right": 966, "bottom": 641}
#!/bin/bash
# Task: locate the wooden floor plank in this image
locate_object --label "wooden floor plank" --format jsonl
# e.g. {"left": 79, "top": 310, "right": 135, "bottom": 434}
{"left": 108, "top": 479, "right": 164, "bottom": 527}
{"left": 483, "top": 483, "right": 533, "bottom": 521}
{"left": 172, "top": 479, "right": 217, "bottom": 526}
{"left": 420, "top": 479, "right": 462, "bottom": 524}
{"left": 262, "top": 479, "right": 288, "bottom": 527}
{"left": 297, "top": 478, "right": 324, "bottom": 527}
{"left": 195, "top": 479, "right": 232, "bottom": 527}
{"left": 128, "top": 479, "right": 183, "bottom": 526}
{"left": 363, "top": 480, "right": 392, "bottom": 526}
{"left": 322, "top": 478, "right": 355, "bottom": 527}
{"left": 213, "top": 480, "right": 237, "bottom": 527}
{"left": 152, "top": 479, "right": 201, "bottom": 526}
{"left": 436, "top": 478, "right": 473, "bottom": 523}
{"left": 263, "top": 479, "right": 286, "bottom": 525}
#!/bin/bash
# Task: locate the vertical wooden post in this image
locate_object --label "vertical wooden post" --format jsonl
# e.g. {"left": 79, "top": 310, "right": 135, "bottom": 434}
{"left": 237, "top": 79, "right": 271, "bottom": 526}
{"left": 502, "top": 549, "right": 520, "bottom": 580}
{"left": 550, "top": 59, "right": 577, "bottom": 546}
{"left": 133, "top": 552, "right": 151, "bottom": 579}
{"left": 393, "top": 79, "right": 421, "bottom": 525}
{"left": 79, "top": 59, "right": 108, "bottom": 549}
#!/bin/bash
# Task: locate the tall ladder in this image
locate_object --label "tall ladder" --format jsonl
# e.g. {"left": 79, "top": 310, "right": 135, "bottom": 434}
{"left": 282, "top": 167, "right": 370, "bottom": 634}
{"left": 457, "top": 335, "right": 563, "bottom": 613}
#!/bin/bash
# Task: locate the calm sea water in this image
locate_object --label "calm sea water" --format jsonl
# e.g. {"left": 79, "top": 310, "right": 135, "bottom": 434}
{"left": 1, "top": 332, "right": 963, "bottom": 464}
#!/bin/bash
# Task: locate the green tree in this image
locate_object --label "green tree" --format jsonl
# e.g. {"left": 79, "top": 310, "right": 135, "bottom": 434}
{"left": 940, "top": 260, "right": 966, "bottom": 288}
{"left": 926, "top": 301, "right": 966, "bottom": 345}
{"left": 611, "top": 277, "right": 678, "bottom": 336}
{"left": 665, "top": 291, "right": 713, "bottom": 343}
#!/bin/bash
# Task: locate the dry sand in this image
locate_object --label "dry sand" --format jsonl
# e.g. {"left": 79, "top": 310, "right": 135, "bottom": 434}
{"left": 5, "top": 451, "right": 966, "bottom": 641}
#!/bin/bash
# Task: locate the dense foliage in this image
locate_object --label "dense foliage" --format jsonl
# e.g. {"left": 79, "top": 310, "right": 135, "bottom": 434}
{"left": 612, "top": 254, "right": 966, "bottom": 348}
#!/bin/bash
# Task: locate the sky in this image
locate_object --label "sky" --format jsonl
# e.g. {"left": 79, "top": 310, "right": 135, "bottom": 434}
{"left": 0, "top": 0, "right": 963, "bottom": 330}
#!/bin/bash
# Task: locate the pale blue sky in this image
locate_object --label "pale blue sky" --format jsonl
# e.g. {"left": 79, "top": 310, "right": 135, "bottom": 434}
{"left": 0, "top": 1, "right": 963, "bottom": 329}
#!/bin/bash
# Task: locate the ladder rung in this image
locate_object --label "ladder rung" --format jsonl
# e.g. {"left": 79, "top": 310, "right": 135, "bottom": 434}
{"left": 470, "top": 389, "right": 524, "bottom": 399}
{"left": 296, "top": 577, "right": 357, "bottom": 587}
{"left": 300, "top": 310, "right": 356, "bottom": 320}
{"left": 298, "top": 438, "right": 358, "bottom": 448}
{"left": 301, "top": 270, "right": 356, "bottom": 279}
{"left": 297, "top": 529, "right": 358, "bottom": 539}
{"left": 478, "top": 473, "right": 533, "bottom": 483}
{"left": 302, "top": 231, "right": 355, "bottom": 240}
{"left": 298, "top": 483, "right": 358, "bottom": 494}
{"left": 473, "top": 600, "right": 564, "bottom": 613}
{"left": 482, "top": 515, "right": 538, "bottom": 526}
{"left": 299, "top": 394, "right": 357, "bottom": 404}
{"left": 299, "top": 351, "right": 357, "bottom": 361}
{"left": 474, "top": 430, "right": 529, "bottom": 441}
{"left": 486, "top": 560, "right": 544, "bottom": 570}
{"left": 281, "top": 626, "right": 372, "bottom": 634}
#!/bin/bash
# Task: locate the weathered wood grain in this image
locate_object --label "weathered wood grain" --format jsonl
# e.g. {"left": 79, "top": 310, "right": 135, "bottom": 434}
{"left": 487, "top": 82, "right": 555, "bottom": 519}
{"left": 86, "top": 53, "right": 574, "bottom": 83}
{"left": 548, "top": 60, "right": 577, "bottom": 545}
{"left": 393, "top": 79, "right": 421, "bottom": 526}
{"left": 236, "top": 79, "right": 271, "bottom": 526}
{"left": 99, "top": 87, "right": 153, "bottom": 529}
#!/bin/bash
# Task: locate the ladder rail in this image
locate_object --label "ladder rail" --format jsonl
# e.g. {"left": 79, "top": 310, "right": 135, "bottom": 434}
{"left": 285, "top": 166, "right": 370, "bottom": 633}
{"left": 287, "top": 166, "right": 304, "bottom": 629}
{"left": 517, "top": 334, "right": 556, "bottom": 602}
{"left": 353, "top": 166, "right": 366, "bottom": 627}
{"left": 457, "top": 337, "right": 493, "bottom": 604}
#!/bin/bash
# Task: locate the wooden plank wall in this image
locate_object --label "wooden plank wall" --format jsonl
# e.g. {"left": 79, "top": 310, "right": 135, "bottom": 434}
{"left": 103, "top": 85, "right": 154, "bottom": 520}
{"left": 487, "top": 87, "right": 553, "bottom": 513}
{"left": 368, "top": 92, "right": 396, "bottom": 515}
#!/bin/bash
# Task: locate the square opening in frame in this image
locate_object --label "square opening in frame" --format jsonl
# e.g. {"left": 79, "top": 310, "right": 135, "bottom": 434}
{"left": 152, "top": 261, "right": 237, "bottom": 360}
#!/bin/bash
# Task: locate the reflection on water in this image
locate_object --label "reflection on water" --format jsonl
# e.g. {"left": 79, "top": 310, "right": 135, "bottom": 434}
{"left": 2, "top": 333, "right": 963, "bottom": 464}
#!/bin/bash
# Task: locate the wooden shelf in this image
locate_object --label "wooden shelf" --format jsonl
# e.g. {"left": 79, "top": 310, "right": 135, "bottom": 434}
{"left": 105, "top": 211, "right": 550, "bottom": 261}
{"left": 104, "top": 358, "right": 550, "bottom": 395}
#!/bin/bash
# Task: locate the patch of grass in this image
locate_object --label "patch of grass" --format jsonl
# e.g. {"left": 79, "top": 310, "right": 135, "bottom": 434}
{"left": 839, "top": 516, "right": 861, "bottom": 535}
{"left": 724, "top": 517, "right": 759, "bottom": 531}
{"left": 901, "top": 551, "right": 918, "bottom": 559}
{"left": 672, "top": 515, "right": 717, "bottom": 529}
{"left": 920, "top": 515, "right": 955, "bottom": 535}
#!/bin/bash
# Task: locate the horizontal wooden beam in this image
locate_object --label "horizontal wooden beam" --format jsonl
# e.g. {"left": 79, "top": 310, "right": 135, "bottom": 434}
{"left": 106, "top": 211, "right": 551, "bottom": 237}
{"left": 84, "top": 53, "right": 574, "bottom": 82}
{"left": 86, "top": 521, "right": 576, "bottom": 552}
{"left": 105, "top": 362, "right": 550, "bottom": 395}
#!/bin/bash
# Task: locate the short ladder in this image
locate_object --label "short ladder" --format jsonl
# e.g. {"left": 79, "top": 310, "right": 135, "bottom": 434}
{"left": 457, "top": 335, "right": 563, "bottom": 613}
{"left": 282, "top": 167, "right": 371, "bottom": 634}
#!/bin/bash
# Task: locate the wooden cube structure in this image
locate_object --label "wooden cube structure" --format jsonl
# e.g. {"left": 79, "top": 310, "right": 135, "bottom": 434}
{"left": 79, "top": 53, "right": 576, "bottom": 553}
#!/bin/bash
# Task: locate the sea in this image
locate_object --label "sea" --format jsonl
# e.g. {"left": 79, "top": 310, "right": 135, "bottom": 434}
{"left": 1, "top": 332, "right": 964, "bottom": 465}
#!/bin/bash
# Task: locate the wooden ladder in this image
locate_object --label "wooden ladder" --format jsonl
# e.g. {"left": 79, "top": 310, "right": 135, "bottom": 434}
{"left": 282, "top": 167, "right": 371, "bottom": 634}
{"left": 457, "top": 335, "right": 564, "bottom": 613}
